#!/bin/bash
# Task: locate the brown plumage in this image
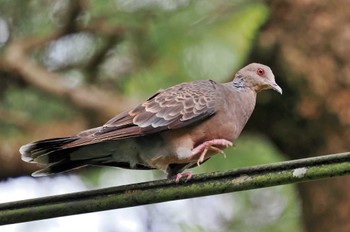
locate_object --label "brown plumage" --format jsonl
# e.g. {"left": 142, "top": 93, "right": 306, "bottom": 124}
{"left": 20, "top": 63, "right": 282, "bottom": 181}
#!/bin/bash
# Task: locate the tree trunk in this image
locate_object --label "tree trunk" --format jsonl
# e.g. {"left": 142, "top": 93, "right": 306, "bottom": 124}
{"left": 247, "top": 0, "right": 350, "bottom": 231}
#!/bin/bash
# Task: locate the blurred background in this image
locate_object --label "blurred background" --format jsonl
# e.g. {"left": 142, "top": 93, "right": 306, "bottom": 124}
{"left": 0, "top": 0, "right": 350, "bottom": 231}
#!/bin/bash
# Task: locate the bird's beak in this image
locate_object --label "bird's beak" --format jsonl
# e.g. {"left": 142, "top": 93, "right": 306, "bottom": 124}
{"left": 271, "top": 83, "right": 283, "bottom": 94}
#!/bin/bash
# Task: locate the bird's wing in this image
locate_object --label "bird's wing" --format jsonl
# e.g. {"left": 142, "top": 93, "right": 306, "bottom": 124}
{"left": 68, "top": 80, "right": 220, "bottom": 146}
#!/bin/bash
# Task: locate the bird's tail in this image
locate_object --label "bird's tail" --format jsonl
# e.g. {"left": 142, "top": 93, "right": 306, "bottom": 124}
{"left": 20, "top": 136, "right": 89, "bottom": 177}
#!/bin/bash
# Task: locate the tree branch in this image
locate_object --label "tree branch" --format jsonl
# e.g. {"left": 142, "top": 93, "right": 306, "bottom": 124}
{"left": 3, "top": 39, "right": 132, "bottom": 121}
{"left": 0, "top": 152, "right": 350, "bottom": 225}
{"left": 1, "top": 8, "right": 128, "bottom": 122}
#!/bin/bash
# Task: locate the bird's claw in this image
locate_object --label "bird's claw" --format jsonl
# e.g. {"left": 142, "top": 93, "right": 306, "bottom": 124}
{"left": 192, "top": 139, "right": 233, "bottom": 166}
{"left": 174, "top": 172, "right": 193, "bottom": 183}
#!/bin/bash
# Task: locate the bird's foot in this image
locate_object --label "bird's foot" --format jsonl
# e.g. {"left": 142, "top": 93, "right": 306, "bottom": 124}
{"left": 192, "top": 139, "right": 233, "bottom": 166}
{"left": 174, "top": 172, "right": 193, "bottom": 183}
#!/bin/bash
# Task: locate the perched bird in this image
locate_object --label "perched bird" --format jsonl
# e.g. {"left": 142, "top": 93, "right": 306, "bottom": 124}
{"left": 20, "top": 63, "right": 282, "bottom": 182}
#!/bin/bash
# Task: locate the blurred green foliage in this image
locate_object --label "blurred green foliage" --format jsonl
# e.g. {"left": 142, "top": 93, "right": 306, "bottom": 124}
{"left": 3, "top": 86, "right": 77, "bottom": 122}
{"left": 122, "top": 1, "right": 269, "bottom": 97}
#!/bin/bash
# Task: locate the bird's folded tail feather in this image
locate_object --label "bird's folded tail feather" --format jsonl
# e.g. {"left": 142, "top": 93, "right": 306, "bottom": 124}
{"left": 19, "top": 136, "right": 90, "bottom": 177}
{"left": 31, "top": 160, "right": 89, "bottom": 177}
{"left": 20, "top": 136, "right": 79, "bottom": 163}
{"left": 20, "top": 136, "right": 153, "bottom": 177}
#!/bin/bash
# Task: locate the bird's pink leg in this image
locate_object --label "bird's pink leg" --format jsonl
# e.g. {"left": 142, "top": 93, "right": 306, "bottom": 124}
{"left": 192, "top": 139, "right": 233, "bottom": 166}
{"left": 174, "top": 172, "right": 193, "bottom": 183}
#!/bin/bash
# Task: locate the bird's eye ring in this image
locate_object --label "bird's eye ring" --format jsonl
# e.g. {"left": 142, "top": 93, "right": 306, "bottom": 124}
{"left": 257, "top": 68, "right": 265, "bottom": 76}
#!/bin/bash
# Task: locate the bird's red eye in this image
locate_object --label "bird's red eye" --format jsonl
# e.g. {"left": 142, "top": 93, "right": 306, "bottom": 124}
{"left": 257, "top": 68, "right": 265, "bottom": 76}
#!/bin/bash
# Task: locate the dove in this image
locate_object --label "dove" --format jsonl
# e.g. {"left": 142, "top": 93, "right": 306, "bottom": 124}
{"left": 20, "top": 63, "right": 282, "bottom": 182}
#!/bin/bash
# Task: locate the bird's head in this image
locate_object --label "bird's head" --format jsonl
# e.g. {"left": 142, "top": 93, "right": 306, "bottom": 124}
{"left": 234, "top": 63, "right": 282, "bottom": 94}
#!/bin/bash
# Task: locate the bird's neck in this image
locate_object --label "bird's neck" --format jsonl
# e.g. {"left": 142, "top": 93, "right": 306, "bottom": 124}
{"left": 231, "top": 75, "right": 262, "bottom": 93}
{"left": 221, "top": 84, "right": 257, "bottom": 141}
{"left": 232, "top": 75, "right": 246, "bottom": 89}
